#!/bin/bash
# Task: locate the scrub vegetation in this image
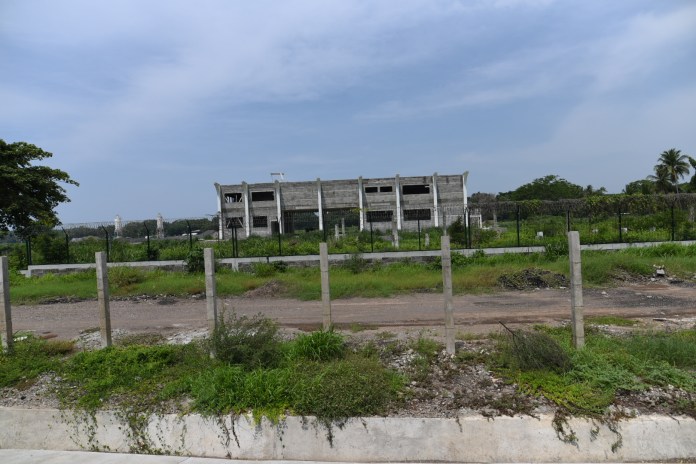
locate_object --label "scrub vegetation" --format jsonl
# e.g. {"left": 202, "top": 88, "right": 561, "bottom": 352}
{"left": 1, "top": 316, "right": 694, "bottom": 425}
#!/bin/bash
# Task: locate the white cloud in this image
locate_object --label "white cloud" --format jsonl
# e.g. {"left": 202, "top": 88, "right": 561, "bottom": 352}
{"left": 359, "top": 3, "right": 696, "bottom": 121}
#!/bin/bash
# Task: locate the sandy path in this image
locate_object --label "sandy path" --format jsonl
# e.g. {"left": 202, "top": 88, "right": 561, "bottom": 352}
{"left": 8, "top": 282, "right": 696, "bottom": 340}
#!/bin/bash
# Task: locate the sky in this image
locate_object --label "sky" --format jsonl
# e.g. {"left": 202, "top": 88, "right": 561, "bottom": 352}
{"left": 2, "top": 0, "right": 695, "bottom": 224}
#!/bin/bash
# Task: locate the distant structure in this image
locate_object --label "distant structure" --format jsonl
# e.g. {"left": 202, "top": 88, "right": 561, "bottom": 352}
{"left": 114, "top": 215, "right": 123, "bottom": 238}
{"left": 156, "top": 213, "right": 165, "bottom": 239}
{"left": 215, "top": 172, "right": 469, "bottom": 239}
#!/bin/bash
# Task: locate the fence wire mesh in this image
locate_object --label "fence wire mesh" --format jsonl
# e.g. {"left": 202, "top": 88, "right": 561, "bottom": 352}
{"left": 2, "top": 194, "right": 696, "bottom": 267}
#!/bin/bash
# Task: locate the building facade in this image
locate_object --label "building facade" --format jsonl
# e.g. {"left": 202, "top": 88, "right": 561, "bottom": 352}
{"left": 214, "top": 172, "right": 469, "bottom": 239}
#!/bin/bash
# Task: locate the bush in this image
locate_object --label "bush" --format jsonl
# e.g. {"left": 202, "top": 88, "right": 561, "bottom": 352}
{"left": 185, "top": 248, "right": 205, "bottom": 273}
{"left": 447, "top": 217, "right": 467, "bottom": 246}
{"left": 109, "top": 267, "right": 146, "bottom": 288}
{"left": 344, "top": 253, "right": 370, "bottom": 274}
{"left": 208, "top": 312, "right": 283, "bottom": 369}
{"left": 544, "top": 238, "right": 568, "bottom": 259}
{"left": 289, "top": 330, "right": 345, "bottom": 362}
{"left": 499, "top": 325, "right": 572, "bottom": 373}
{"left": 252, "top": 262, "right": 277, "bottom": 277}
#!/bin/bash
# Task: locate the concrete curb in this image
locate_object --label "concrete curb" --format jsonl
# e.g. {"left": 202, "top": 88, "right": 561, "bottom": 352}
{"left": 1, "top": 408, "right": 694, "bottom": 462}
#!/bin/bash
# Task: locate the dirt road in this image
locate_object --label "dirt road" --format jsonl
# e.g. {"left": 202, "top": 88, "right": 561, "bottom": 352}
{"left": 9, "top": 281, "right": 696, "bottom": 341}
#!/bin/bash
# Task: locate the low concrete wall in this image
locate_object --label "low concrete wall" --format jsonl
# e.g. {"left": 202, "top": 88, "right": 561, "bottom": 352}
{"left": 1, "top": 408, "right": 694, "bottom": 462}
{"left": 20, "top": 240, "right": 696, "bottom": 277}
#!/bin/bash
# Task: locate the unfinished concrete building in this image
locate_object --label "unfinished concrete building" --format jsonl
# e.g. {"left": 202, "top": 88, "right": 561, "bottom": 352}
{"left": 214, "top": 173, "right": 469, "bottom": 239}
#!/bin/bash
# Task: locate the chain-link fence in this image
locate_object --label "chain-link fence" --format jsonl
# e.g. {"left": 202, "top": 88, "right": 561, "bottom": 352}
{"left": 2, "top": 194, "right": 696, "bottom": 268}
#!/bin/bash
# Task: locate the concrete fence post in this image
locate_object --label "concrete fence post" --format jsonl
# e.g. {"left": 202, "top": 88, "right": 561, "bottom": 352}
{"left": 319, "top": 242, "right": 332, "bottom": 330}
{"left": 441, "top": 236, "right": 456, "bottom": 355}
{"left": 1, "top": 256, "right": 13, "bottom": 354}
{"left": 204, "top": 248, "right": 218, "bottom": 332}
{"left": 95, "top": 252, "right": 112, "bottom": 348}
{"left": 568, "top": 231, "right": 585, "bottom": 349}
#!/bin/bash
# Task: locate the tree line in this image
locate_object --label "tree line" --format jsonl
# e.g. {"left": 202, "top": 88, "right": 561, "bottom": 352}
{"left": 474, "top": 148, "right": 693, "bottom": 202}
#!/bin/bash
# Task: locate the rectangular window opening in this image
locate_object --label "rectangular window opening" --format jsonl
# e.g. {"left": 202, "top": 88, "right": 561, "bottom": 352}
{"left": 404, "top": 209, "right": 431, "bottom": 221}
{"left": 251, "top": 191, "right": 275, "bottom": 202}
{"left": 380, "top": 186, "right": 393, "bottom": 193}
{"left": 224, "top": 193, "right": 242, "bottom": 203}
{"left": 402, "top": 184, "right": 430, "bottom": 195}
{"left": 367, "top": 211, "right": 394, "bottom": 223}
{"left": 226, "top": 217, "right": 244, "bottom": 228}
{"left": 365, "top": 186, "right": 378, "bottom": 193}
{"left": 252, "top": 216, "right": 268, "bottom": 228}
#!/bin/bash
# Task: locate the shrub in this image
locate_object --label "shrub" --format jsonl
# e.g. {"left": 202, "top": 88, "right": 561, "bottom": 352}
{"left": 499, "top": 325, "right": 571, "bottom": 373}
{"left": 208, "top": 312, "right": 283, "bottom": 369}
{"left": 344, "top": 253, "right": 370, "bottom": 274}
{"left": 447, "top": 217, "right": 467, "bottom": 246}
{"left": 252, "top": 262, "right": 277, "bottom": 277}
{"left": 109, "top": 267, "right": 146, "bottom": 288}
{"left": 185, "top": 248, "right": 205, "bottom": 273}
{"left": 289, "top": 330, "right": 345, "bottom": 362}
{"left": 544, "top": 238, "right": 568, "bottom": 259}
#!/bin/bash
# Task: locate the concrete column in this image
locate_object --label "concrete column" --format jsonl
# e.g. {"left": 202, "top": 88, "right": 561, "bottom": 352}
{"left": 275, "top": 180, "right": 283, "bottom": 234}
{"left": 392, "top": 219, "right": 400, "bottom": 249}
{"left": 441, "top": 236, "right": 455, "bottom": 355}
{"left": 242, "top": 182, "right": 251, "bottom": 238}
{"left": 95, "top": 252, "right": 112, "bottom": 348}
{"left": 432, "top": 172, "right": 439, "bottom": 228}
{"left": 317, "top": 178, "right": 324, "bottom": 231}
{"left": 319, "top": 242, "right": 332, "bottom": 330}
{"left": 395, "top": 174, "right": 402, "bottom": 230}
{"left": 358, "top": 176, "right": 365, "bottom": 231}
{"left": 0, "top": 256, "right": 13, "bottom": 353}
{"left": 214, "top": 183, "right": 224, "bottom": 240}
{"left": 462, "top": 171, "right": 469, "bottom": 228}
{"left": 204, "top": 248, "right": 218, "bottom": 332}
{"left": 568, "top": 231, "right": 585, "bottom": 349}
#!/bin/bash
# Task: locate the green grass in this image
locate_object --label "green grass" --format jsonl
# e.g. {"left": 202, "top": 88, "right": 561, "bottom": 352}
{"left": 0, "top": 336, "right": 74, "bottom": 388}
{"left": 586, "top": 316, "right": 638, "bottom": 327}
{"left": 0, "top": 318, "right": 403, "bottom": 423}
{"left": 7, "top": 243, "right": 696, "bottom": 304}
{"left": 494, "top": 326, "right": 696, "bottom": 415}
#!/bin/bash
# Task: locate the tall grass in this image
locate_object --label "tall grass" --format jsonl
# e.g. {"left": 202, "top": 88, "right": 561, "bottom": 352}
{"left": 495, "top": 326, "right": 696, "bottom": 415}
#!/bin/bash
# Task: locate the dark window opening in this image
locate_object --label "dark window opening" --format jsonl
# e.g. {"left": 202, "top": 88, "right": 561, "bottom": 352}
{"left": 226, "top": 217, "right": 244, "bottom": 228}
{"left": 365, "top": 186, "right": 378, "bottom": 193}
{"left": 402, "top": 184, "right": 430, "bottom": 195}
{"left": 252, "top": 216, "right": 268, "bottom": 228}
{"left": 224, "top": 193, "right": 242, "bottom": 203}
{"left": 404, "top": 209, "right": 431, "bottom": 221}
{"left": 367, "top": 211, "right": 393, "bottom": 223}
{"left": 251, "top": 191, "right": 275, "bottom": 202}
{"left": 380, "top": 186, "right": 393, "bottom": 193}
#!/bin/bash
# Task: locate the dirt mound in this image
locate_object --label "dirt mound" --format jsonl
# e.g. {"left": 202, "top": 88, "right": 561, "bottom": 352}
{"left": 243, "top": 280, "right": 287, "bottom": 298}
{"left": 497, "top": 268, "right": 569, "bottom": 290}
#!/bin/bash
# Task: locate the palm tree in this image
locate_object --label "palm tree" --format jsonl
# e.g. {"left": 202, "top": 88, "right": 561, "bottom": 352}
{"left": 648, "top": 164, "right": 674, "bottom": 193}
{"left": 653, "top": 148, "right": 690, "bottom": 194}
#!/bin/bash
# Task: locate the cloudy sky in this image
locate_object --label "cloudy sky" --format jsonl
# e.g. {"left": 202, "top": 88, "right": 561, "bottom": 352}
{"left": 2, "top": 0, "right": 695, "bottom": 224}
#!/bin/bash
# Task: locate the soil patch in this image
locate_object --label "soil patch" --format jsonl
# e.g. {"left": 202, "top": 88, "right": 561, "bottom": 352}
{"left": 243, "top": 279, "right": 287, "bottom": 298}
{"left": 497, "top": 268, "right": 569, "bottom": 290}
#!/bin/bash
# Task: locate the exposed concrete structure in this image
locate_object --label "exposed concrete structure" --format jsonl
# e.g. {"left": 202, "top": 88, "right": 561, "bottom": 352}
{"left": 1, "top": 408, "right": 695, "bottom": 462}
{"left": 214, "top": 173, "right": 469, "bottom": 239}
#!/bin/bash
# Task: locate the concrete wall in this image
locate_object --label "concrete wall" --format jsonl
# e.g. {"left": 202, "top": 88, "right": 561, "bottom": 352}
{"left": 21, "top": 240, "right": 694, "bottom": 277}
{"left": 1, "top": 408, "right": 694, "bottom": 462}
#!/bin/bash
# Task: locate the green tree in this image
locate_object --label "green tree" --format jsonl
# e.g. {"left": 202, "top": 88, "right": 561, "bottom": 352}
{"left": 651, "top": 148, "right": 690, "bottom": 194}
{"left": 623, "top": 179, "right": 656, "bottom": 195}
{"left": 0, "top": 140, "right": 78, "bottom": 238}
{"left": 497, "top": 175, "right": 586, "bottom": 201}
